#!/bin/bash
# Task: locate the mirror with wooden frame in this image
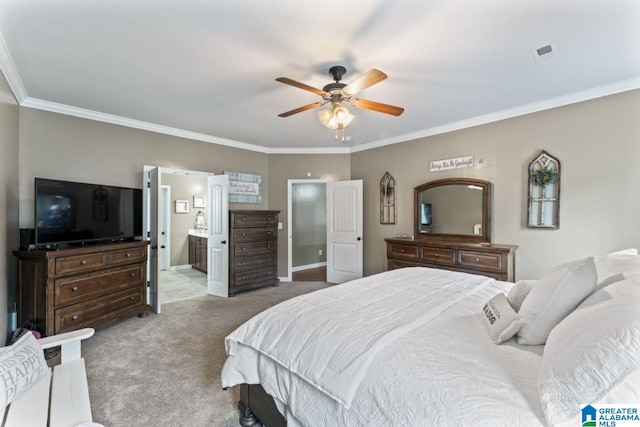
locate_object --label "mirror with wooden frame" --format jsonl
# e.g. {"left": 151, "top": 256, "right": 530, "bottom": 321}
{"left": 414, "top": 178, "right": 491, "bottom": 243}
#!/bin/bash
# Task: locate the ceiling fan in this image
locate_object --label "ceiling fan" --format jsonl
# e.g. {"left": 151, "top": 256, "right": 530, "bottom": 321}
{"left": 276, "top": 66, "right": 404, "bottom": 138}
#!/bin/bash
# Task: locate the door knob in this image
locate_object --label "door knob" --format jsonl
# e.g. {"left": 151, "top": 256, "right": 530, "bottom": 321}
{"left": 357, "top": 237, "right": 362, "bottom": 241}
{"left": 160, "top": 245, "right": 166, "bottom": 249}
{"left": 221, "top": 240, "right": 227, "bottom": 244}
{"left": 151, "top": 245, "right": 158, "bottom": 249}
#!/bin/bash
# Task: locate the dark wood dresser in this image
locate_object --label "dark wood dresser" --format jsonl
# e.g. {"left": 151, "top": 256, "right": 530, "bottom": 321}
{"left": 15, "top": 241, "right": 150, "bottom": 337}
{"left": 229, "top": 210, "right": 280, "bottom": 296}
{"left": 385, "top": 238, "right": 517, "bottom": 282}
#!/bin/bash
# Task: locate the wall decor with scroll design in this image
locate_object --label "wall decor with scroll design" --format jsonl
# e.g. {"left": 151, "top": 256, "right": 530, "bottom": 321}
{"left": 528, "top": 150, "right": 560, "bottom": 229}
{"left": 380, "top": 172, "right": 396, "bottom": 224}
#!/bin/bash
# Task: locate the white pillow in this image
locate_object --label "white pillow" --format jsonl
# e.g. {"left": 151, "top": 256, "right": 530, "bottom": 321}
{"left": 0, "top": 332, "right": 49, "bottom": 409}
{"left": 538, "top": 278, "right": 640, "bottom": 427}
{"left": 507, "top": 279, "right": 535, "bottom": 312}
{"left": 516, "top": 257, "right": 597, "bottom": 345}
{"left": 595, "top": 248, "right": 640, "bottom": 289}
{"left": 481, "top": 293, "right": 524, "bottom": 344}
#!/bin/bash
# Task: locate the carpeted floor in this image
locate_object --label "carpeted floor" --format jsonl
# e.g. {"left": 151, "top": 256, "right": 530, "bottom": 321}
{"left": 82, "top": 281, "right": 331, "bottom": 427}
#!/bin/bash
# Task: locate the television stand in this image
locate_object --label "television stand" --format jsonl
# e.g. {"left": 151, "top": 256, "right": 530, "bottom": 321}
{"left": 15, "top": 240, "right": 150, "bottom": 337}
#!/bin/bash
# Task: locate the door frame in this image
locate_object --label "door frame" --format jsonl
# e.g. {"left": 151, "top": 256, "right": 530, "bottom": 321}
{"left": 143, "top": 165, "right": 216, "bottom": 311}
{"left": 287, "top": 179, "right": 328, "bottom": 282}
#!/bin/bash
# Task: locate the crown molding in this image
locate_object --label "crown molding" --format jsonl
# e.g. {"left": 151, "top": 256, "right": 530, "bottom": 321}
{"left": 350, "top": 76, "right": 640, "bottom": 153}
{"left": 0, "top": 30, "right": 27, "bottom": 103}
{"left": 268, "top": 146, "right": 351, "bottom": 154}
{"left": 21, "top": 97, "right": 272, "bottom": 153}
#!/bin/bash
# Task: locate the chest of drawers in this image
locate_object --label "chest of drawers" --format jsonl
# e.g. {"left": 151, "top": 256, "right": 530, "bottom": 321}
{"left": 15, "top": 241, "right": 150, "bottom": 336}
{"left": 229, "top": 210, "right": 280, "bottom": 296}
{"left": 385, "top": 238, "right": 517, "bottom": 282}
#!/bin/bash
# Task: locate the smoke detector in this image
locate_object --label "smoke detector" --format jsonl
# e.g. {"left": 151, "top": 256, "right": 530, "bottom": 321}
{"left": 531, "top": 41, "right": 560, "bottom": 64}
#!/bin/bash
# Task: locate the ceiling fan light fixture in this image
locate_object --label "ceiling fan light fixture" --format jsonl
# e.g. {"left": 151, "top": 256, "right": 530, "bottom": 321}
{"left": 318, "top": 103, "right": 354, "bottom": 130}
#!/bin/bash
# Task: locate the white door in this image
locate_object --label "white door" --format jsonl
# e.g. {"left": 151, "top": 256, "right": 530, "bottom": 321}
{"left": 326, "top": 180, "right": 363, "bottom": 284}
{"left": 207, "top": 175, "right": 229, "bottom": 297}
{"left": 160, "top": 185, "right": 171, "bottom": 270}
{"left": 148, "top": 167, "right": 162, "bottom": 313}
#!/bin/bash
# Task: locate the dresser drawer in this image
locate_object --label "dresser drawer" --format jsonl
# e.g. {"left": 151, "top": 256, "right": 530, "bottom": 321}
{"left": 232, "top": 212, "right": 278, "bottom": 227}
{"left": 387, "top": 244, "right": 418, "bottom": 260}
{"left": 231, "top": 268, "right": 277, "bottom": 287}
{"left": 55, "top": 252, "right": 108, "bottom": 275}
{"left": 233, "top": 253, "right": 276, "bottom": 271}
{"left": 388, "top": 258, "right": 420, "bottom": 270}
{"left": 233, "top": 241, "right": 276, "bottom": 256}
{"left": 109, "top": 246, "right": 147, "bottom": 265}
{"left": 458, "top": 250, "right": 502, "bottom": 272}
{"left": 55, "top": 265, "right": 143, "bottom": 306}
{"left": 233, "top": 227, "right": 276, "bottom": 242}
{"left": 55, "top": 286, "right": 144, "bottom": 333}
{"left": 420, "top": 247, "right": 455, "bottom": 265}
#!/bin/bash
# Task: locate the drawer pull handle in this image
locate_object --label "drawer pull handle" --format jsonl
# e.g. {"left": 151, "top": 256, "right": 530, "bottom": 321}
{"left": 72, "top": 315, "right": 79, "bottom": 320}
{"left": 242, "top": 233, "right": 246, "bottom": 236}
{"left": 267, "top": 231, "right": 271, "bottom": 235}
{"left": 130, "top": 273, "right": 136, "bottom": 277}
{"left": 72, "top": 286, "right": 79, "bottom": 291}
{"left": 267, "top": 245, "right": 272, "bottom": 249}
{"left": 241, "top": 248, "right": 246, "bottom": 251}
{"left": 400, "top": 249, "right": 405, "bottom": 253}
{"left": 126, "top": 253, "right": 131, "bottom": 257}
{"left": 267, "top": 218, "right": 272, "bottom": 221}
{"left": 242, "top": 218, "right": 246, "bottom": 222}
{"left": 435, "top": 253, "right": 439, "bottom": 257}
{"left": 476, "top": 258, "right": 481, "bottom": 262}
{"left": 129, "top": 296, "right": 135, "bottom": 300}
{"left": 81, "top": 260, "right": 87, "bottom": 265}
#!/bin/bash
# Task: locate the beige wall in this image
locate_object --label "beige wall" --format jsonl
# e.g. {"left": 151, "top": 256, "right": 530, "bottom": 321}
{"left": 0, "top": 71, "right": 19, "bottom": 341}
{"left": 161, "top": 174, "right": 208, "bottom": 267}
{"left": 268, "top": 154, "right": 351, "bottom": 276}
{"left": 12, "top": 89, "right": 640, "bottom": 297}
{"left": 18, "top": 108, "right": 269, "bottom": 228}
{"left": 352, "top": 89, "right": 640, "bottom": 280}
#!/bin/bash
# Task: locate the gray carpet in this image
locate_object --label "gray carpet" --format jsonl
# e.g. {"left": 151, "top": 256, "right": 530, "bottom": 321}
{"left": 82, "top": 281, "right": 331, "bottom": 427}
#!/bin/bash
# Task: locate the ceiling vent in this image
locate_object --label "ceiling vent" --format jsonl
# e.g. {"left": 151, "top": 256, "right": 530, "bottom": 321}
{"left": 531, "top": 41, "right": 560, "bottom": 64}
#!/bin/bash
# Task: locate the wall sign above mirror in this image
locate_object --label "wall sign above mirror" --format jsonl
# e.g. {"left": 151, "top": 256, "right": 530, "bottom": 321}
{"left": 414, "top": 178, "right": 491, "bottom": 243}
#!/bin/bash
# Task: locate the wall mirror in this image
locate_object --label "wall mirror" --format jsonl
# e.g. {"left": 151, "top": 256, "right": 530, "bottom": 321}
{"left": 414, "top": 178, "right": 491, "bottom": 243}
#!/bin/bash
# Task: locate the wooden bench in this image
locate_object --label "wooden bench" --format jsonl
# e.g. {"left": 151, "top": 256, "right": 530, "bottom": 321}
{"left": 1, "top": 328, "right": 96, "bottom": 427}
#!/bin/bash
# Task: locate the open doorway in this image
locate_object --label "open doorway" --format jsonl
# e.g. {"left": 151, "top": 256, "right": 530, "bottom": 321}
{"left": 159, "top": 172, "right": 209, "bottom": 303}
{"left": 144, "top": 166, "right": 217, "bottom": 312}
{"left": 288, "top": 180, "right": 327, "bottom": 282}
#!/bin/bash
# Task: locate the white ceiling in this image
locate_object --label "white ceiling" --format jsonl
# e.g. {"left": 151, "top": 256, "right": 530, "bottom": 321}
{"left": 1, "top": 0, "right": 639, "bottom": 154}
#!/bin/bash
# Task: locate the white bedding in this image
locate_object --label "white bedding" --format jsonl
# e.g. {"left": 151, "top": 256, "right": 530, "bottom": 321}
{"left": 222, "top": 267, "right": 547, "bottom": 426}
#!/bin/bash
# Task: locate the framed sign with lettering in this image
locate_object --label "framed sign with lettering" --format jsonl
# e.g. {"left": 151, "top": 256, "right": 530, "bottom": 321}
{"left": 224, "top": 171, "right": 262, "bottom": 203}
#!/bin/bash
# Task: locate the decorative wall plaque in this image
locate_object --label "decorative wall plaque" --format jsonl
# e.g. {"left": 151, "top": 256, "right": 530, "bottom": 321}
{"left": 224, "top": 171, "right": 262, "bottom": 203}
{"left": 527, "top": 150, "right": 560, "bottom": 229}
{"left": 380, "top": 172, "right": 396, "bottom": 224}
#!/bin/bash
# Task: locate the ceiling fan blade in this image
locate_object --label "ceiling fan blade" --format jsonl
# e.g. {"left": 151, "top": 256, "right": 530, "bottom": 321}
{"left": 351, "top": 98, "right": 405, "bottom": 116}
{"left": 275, "top": 77, "right": 326, "bottom": 95}
{"left": 343, "top": 69, "right": 387, "bottom": 95}
{"left": 278, "top": 102, "right": 325, "bottom": 117}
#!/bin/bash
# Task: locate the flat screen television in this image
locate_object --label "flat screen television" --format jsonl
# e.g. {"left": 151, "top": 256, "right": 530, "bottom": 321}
{"left": 35, "top": 178, "right": 143, "bottom": 247}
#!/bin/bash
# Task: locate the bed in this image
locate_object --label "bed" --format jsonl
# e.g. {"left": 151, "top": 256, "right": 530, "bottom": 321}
{"left": 221, "top": 250, "right": 640, "bottom": 427}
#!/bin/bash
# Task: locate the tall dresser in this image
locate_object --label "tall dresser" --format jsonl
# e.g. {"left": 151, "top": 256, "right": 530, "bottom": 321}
{"left": 229, "top": 210, "right": 280, "bottom": 296}
{"left": 15, "top": 241, "right": 150, "bottom": 337}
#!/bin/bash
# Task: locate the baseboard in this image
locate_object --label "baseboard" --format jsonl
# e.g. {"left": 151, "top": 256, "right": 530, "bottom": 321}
{"left": 292, "top": 262, "right": 327, "bottom": 272}
{"left": 168, "top": 264, "right": 193, "bottom": 271}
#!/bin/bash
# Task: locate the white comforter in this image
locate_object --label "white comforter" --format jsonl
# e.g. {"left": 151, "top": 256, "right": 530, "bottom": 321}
{"left": 221, "top": 267, "right": 546, "bottom": 426}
